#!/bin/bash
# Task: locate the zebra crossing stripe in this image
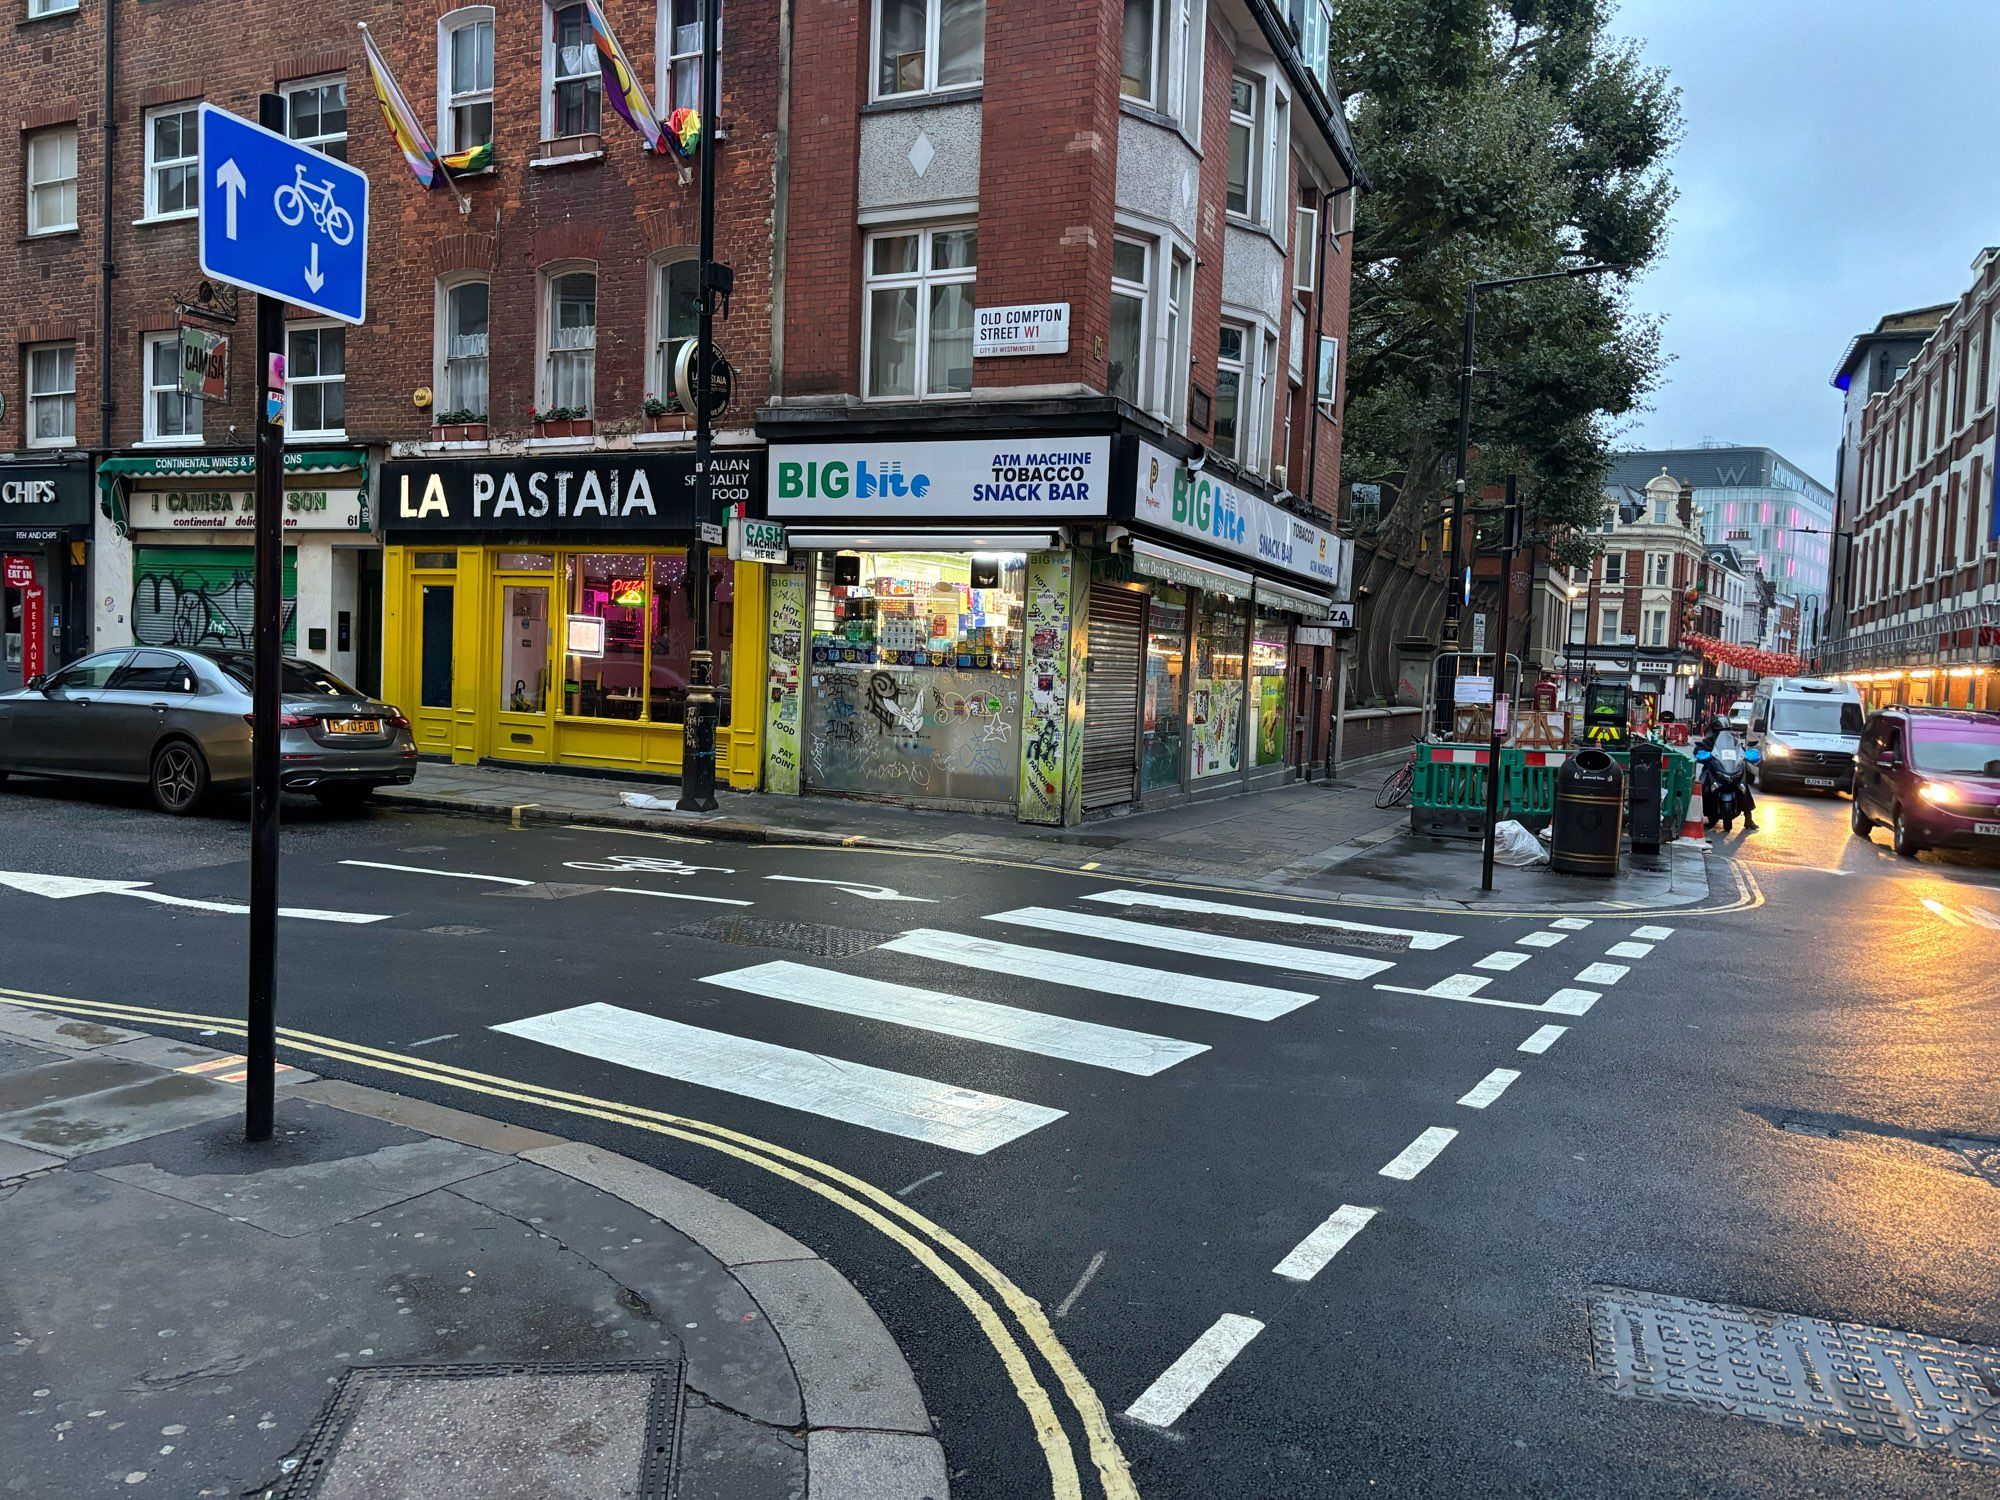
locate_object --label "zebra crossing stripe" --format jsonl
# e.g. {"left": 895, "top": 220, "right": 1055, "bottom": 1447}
{"left": 986, "top": 908, "right": 1395, "bottom": 981}
{"left": 700, "top": 961, "right": 1208, "bottom": 1076}
{"left": 1079, "top": 890, "right": 1460, "bottom": 950}
{"left": 882, "top": 929, "right": 1314, "bottom": 1021}
{"left": 493, "top": 1002, "right": 1064, "bottom": 1154}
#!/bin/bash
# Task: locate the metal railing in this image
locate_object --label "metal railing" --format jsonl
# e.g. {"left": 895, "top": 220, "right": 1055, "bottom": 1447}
{"left": 1822, "top": 602, "right": 1999, "bottom": 674}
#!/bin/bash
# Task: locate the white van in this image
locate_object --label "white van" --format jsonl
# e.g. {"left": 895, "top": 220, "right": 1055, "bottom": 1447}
{"left": 1747, "top": 677, "right": 1865, "bottom": 794}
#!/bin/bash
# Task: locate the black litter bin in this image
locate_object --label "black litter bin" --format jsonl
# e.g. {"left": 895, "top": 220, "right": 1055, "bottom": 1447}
{"left": 1551, "top": 749, "right": 1624, "bottom": 876}
{"left": 1627, "top": 740, "right": 1664, "bottom": 852}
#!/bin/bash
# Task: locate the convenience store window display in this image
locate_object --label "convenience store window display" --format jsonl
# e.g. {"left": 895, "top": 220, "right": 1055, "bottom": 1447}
{"left": 1190, "top": 593, "right": 1247, "bottom": 780}
{"left": 560, "top": 551, "right": 734, "bottom": 726}
{"left": 1142, "top": 587, "right": 1188, "bottom": 792}
{"left": 805, "top": 552, "right": 1027, "bottom": 806}
{"left": 1252, "top": 613, "right": 1291, "bottom": 766}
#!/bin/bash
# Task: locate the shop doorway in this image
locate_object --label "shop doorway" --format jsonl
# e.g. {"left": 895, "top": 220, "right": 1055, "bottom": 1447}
{"left": 354, "top": 550, "right": 383, "bottom": 696}
{"left": 494, "top": 578, "right": 555, "bottom": 762}
{"left": 1082, "top": 581, "right": 1146, "bottom": 810}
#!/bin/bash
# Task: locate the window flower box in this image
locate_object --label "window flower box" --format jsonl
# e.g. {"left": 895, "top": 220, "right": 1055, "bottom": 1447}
{"left": 430, "top": 415, "right": 488, "bottom": 442}
{"left": 530, "top": 407, "right": 593, "bottom": 439}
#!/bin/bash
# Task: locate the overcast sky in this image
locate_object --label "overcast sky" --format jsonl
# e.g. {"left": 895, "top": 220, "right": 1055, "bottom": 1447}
{"left": 1610, "top": 0, "right": 2000, "bottom": 487}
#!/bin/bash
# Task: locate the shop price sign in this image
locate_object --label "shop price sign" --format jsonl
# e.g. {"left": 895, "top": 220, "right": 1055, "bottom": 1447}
{"left": 729, "top": 516, "right": 789, "bottom": 564}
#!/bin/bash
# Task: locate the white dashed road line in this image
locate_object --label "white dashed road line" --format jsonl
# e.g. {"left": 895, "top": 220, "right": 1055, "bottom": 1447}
{"left": 1272, "top": 1204, "right": 1378, "bottom": 1283}
{"left": 1630, "top": 925, "right": 1675, "bottom": 940}
{"left": 1518, "top": 1024, "right": 1569, "bottom": 1054}
{"left": 1457, "top": 1068, "right": 1521, "bottom": 1109}
{"left": 1574, "top": 962, "right": 1630, "bottom": 987}
{"left": 1542, "top": 988, "right": 1601, "bottom": 1016}
{"left": 1474, "top": 950, "right": 1531, "bottom": 972}
{"left": 1550, "top": 918, "right": 1594, "bottom": 931}
{"left": 1516, "top": 930, "right": 1568, "bottom": 948}
{"left": 1380, "top": 1126, "right": 1458, "bottom": 1180}
{"left": 1604, "top": 940, "right": 1655, "bottom": 959}
{"left": 1125, "top": 1314, "right": 1266, "bottom": 1429}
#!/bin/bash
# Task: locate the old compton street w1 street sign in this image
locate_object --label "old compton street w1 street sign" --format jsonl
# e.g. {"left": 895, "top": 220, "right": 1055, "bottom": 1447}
{"left": 197, "top": 102, "right": 368, "bottom": 325}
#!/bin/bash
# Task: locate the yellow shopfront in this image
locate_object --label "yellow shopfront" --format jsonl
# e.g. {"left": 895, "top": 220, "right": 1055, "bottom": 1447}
{"left": 379, "top": 452, "right": 766, "bottom": 786}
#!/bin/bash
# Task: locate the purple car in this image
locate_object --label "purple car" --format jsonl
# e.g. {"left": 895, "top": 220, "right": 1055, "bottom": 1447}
{"left": 1851, "top": 707, "right": 2000, "bottom": 857}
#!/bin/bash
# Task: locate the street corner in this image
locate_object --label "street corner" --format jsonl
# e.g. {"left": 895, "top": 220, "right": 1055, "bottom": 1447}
{"left": 0, "top": 1008, "right": 943, "bottom": 1500}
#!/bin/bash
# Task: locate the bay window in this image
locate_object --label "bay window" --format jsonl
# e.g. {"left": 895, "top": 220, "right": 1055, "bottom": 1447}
{"left": 1108, "top": 237, "right": 1150, "bottom": 406}
{"left": 863, "top": 225, "right": 976, "bottom": 399}
{"left": 1120, "top": 0, "right": 1158, "bottom": 104}
{"left": 874, "top": 0, "right": 985, "bottom": 99}
{"left": 1215, "top": 323, "right": 1247, "bottom": 462}
{"left": 1227, "top": 75, "right": 1259, "bottom": 218}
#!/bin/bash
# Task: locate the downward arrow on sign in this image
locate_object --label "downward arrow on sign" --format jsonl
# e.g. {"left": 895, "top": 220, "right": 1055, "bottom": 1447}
{"left": 303, "top": 243, "right": 324, "bottom": 294}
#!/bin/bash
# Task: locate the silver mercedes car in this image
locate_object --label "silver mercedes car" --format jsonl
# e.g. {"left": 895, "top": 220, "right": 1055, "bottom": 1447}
{"left": 0, "top": 647, "right": 418, "bottom": 814}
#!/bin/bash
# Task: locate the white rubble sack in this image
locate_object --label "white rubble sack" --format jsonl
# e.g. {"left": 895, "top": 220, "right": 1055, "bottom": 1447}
{"left": 1494, "top": 819, "right": 1550, "bottom": 867}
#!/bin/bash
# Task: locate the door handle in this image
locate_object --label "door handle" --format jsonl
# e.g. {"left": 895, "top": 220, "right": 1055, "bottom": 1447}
{"left": 152, "top": 702, "right": 170, "bottom": 712}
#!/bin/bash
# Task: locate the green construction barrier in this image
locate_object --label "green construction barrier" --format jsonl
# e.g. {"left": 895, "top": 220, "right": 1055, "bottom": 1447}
{"left": 1412, "top": 742, "right": 1697, "bottom": 843}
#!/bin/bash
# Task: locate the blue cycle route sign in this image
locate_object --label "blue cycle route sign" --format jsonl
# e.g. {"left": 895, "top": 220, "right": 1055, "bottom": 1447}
{"left": 197, "top": 103, "right": 368, "bottom": 325}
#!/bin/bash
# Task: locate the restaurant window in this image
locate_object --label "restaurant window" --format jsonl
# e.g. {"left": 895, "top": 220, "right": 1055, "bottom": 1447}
{"left": 1142, "top": 587, "right": 1187, "bottom": 791}
{"left": 1190, "top": 592, "right": 1246, "bottom": 779}
{"left": 25, "top": 125, "right": 77, "bottom": 235}
{"left": 144, "top": 103, "right": 199, "bottom": 220}
{"left": 439, "top": 277, "right": 490, "bottom": 420}
{"left": 561, "top": 552, "right": 733, "bottom": 727}
{"left": 874, "top": 0, "right": 984, "bottom": 99}
{"left": 1251, "top": 614, "right": 1290, "bottom": 766}
{"left": 863, "top": 225, "right": 976, "bottom": 399}
{"left": 283, "top": 75, "right": 348, "bottom": 161}
{"left": 541, "top": 267, "right": 597, "bottom": 415}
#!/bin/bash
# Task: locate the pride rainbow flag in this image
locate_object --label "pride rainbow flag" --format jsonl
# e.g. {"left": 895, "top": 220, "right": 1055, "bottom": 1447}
{"left": 585, "top": 0, "right": 668, "bottom": 155}
{"left": 358, "top": 23, "right": 443, "bottom": 188}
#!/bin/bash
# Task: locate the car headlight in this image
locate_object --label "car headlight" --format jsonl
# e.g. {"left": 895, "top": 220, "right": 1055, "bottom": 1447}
{"left": 1764, "top": 741, "right": 1791, "bottom": 758}
{"left": 1918, "top": 781, "right": 1960, "bottom": 806}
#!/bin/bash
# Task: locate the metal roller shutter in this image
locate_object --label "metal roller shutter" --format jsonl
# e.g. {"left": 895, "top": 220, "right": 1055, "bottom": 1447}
{"left": 1082, "top": 582, "right": 1146, "bottom": 810}
{"left": 133, "top": 546, "right": 298, "bottom": 654}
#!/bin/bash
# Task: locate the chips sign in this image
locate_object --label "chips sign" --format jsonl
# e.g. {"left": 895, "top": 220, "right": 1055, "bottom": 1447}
{"left": 179, "top": 327, "right": 229, "bottom": 401}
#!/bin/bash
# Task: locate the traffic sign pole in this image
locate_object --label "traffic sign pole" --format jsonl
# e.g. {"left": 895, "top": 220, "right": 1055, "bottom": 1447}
{"left": 677, "top": 0, "right": 722, "bottom": 814}
{"left": 245, "top": 92, "right": 287, "bottom": 1143}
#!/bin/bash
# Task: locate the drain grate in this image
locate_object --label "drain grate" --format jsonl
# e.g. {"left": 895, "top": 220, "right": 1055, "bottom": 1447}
{"left": 1590, "top": 1287, "right": 2000, "bottom": 1466}
{"left": 282, "top": 1358, "right": 682, "bottom": 1499}
{"left": 675, "top": 916, "right": 889, "bottom": 958}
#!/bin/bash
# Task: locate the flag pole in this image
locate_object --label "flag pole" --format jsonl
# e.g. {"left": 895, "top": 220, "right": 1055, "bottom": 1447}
{"left": 356, "top": 23, "right": 471, "bottom": 215}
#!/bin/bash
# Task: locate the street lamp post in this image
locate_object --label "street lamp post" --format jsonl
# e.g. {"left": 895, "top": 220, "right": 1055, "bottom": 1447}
{"left": 1442, "top": 262, "right": 1626, "bottom": 732}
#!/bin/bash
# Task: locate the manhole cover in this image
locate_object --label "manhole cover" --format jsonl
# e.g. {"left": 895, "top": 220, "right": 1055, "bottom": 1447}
{"left": 675, "top": 916, "right": 888, "bottom": 957}
{"left": 1590, "top": 1287, "right": 2000, "bottom": 1466}
{"left": 283, "top": 1358, "right": 682, "bottom": 1499}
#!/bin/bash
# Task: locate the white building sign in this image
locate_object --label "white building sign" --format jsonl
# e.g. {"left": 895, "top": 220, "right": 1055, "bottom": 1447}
{"left": 769, "top": 437, "right": 1109, "bottom": 519}
{"left": 973, "top": 303, "right": 1070, "bottom": 358}
{"left": 132, "top": 486, "right": 368, "bottom": 532}
{"left": 1133, "top": 441, "right": 1351, "bottom": 595}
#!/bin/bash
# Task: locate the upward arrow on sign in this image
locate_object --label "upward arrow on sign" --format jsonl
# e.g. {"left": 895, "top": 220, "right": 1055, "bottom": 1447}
{"left": 215, "top": 158, "right": 246, "bottom": 240}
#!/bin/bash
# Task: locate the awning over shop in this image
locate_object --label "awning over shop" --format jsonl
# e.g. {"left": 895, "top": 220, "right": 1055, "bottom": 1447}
{"left": 784, "top": 528, "right": 1064, "bottom": 553}
{"left": 1129, "top": 538, "right": 1253, "bottom": 599}
{"left": 1253, "top": 576, "right": 1333, "bottom": 619}
{"left": 96, "top": 449, "right": 369, "bottom": 537}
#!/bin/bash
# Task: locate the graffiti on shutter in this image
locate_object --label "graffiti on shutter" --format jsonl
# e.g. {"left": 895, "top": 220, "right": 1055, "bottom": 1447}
{"left": 133, "top": 547, "right": 298, "bottom": 652}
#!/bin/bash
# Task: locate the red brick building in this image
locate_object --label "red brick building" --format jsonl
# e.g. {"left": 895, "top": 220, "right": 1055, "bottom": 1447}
{"left": 2, "top": 0, "right": 1361, "bottom": 818}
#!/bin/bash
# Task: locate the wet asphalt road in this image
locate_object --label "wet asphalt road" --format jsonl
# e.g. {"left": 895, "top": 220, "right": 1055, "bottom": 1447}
{"left": 0, "top": 773, "right": 1996, "bottom": 1498}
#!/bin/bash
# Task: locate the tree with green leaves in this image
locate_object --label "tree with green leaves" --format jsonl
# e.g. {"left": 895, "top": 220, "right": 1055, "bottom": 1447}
{"left": 1333, "top": 0, "right": 1681, "bottom": 567}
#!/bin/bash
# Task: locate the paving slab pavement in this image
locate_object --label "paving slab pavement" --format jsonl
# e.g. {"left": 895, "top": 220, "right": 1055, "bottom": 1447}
{"left": 0, "top": 1005, "right": 944, "bottom": 1500}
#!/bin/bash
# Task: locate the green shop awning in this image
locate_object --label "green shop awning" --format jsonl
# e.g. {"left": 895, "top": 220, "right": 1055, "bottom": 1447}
{"left": 97, "top": 448, "right": 369, "bottom": 537}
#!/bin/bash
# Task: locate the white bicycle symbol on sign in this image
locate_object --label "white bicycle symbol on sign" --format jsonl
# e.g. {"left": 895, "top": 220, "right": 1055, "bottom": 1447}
{"left": 273, "top": 164, "right": 355, "bottom": 246}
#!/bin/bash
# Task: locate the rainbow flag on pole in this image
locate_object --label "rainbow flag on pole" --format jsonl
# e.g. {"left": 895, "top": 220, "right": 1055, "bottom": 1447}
{"left": 585, "top": 0, "right": 668, "bottom": 154}
{"left": 358, "top": 22, "right": 443, "bottom": 188}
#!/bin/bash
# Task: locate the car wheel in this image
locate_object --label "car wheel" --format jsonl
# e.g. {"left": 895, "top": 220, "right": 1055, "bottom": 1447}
{"left": 150, "top": 740, "right": 209, "bottom": 815}
{"left": 1892, "top": 809, "right": 1924, "bottom": 859}
{"left": 312, "top": 785, "right": 374, "bottom": 814}
{"left": 1850, "top": 798, "right": 1872, "bottom": 839}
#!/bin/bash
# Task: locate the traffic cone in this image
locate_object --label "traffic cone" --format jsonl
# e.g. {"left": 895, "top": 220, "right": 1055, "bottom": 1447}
{"left": 1676, "top": 801, "right": 1710, "bottom": 850}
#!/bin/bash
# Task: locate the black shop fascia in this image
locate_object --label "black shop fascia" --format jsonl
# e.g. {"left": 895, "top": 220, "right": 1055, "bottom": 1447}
{"left": 382, "top": 448, "right": 764, "bottom": 542}
{"left": 1, "top": 454, "right": 95, "bottom": 688}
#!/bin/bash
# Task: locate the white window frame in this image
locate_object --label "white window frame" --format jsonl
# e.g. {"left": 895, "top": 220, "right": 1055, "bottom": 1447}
{"left": 1257, "top": 328, "right": 1278, "bottom": 474}
{"left": 1267, "top": 87, "right": 1289, "bottom": 230}
{"left": 25, "top": 124, "right": 77, "bottom": 236}
{"left": 1120, "top": 0, "right": 1161, "bottom": 107}
{"left": 1293, "top": 205, "right": 1318, "bottom": 292}
{"left": 1169, "top": 0, "right": 1205, "bottom": 136}
{"left": 1597, "top": 604, "right": 1621, "bottom": 643}
{"left": 647, "top": 250, "right": 700, "bottom": 407}
{"left": 1226, "top": 73, "right": 1260, "bottom": 221}
{"left": 860, "top": 222, "right": 977, "bottom": 401}
{"left": 1108, "top": 234, "right": 1152, "bottom": 408}
{"left": 285, "top": 320, "right": 347, "bottom": 442}
{"left": 281, "top": 74, "right": 348, "bottom": 161}
{"left": 1301, "top": 0, "right": 1332, "bottom": 97}
{"left": 141, "top": 332, "right": 201, "bottom": 445}
{"left": 25, "top": 342, "right": 76, "bottom": 449}
{"left": 1642, "top": 607, "right": 1668, "bottom": 648}
{"left": 438, "top": 6, "right": 496, "bottom": 156}
{"left": 1646, "top": 551, "right": 1671, "bottom": 586}
{"left": 1603, "top": 553, "right": 1624, "bottom": 584}
{"left": 1165, "top": 245, "right": 1192, "bottom": 427}
{"left": 435, "top": 274, "right": 492, "bottom": 421}
{"left": 539, "top": 262, "right": 598, "bottom": 415}
{"left": 1215, "top": 319, "right": 1251, "bottom": 465}
{"left": 871, "top": 0, "right": 986, "bottom": 102}
{"left": 142, "top": 102, "right": 199, "bottom": 222}
{"left": 27, "top": 0, "right": 78, "bottom": 18}
{"left": 658, "top": 0, "right": 721, "bottom": 114}
{"left": 1315, "top": 333, "right": 1338, "bottom": 415}
{"left": 542, "top": 1, "right": 602, "bottom": 141}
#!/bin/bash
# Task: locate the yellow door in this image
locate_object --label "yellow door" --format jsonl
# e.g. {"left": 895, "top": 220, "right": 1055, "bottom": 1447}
{"left": 405, "top": 571, "right": 460, "bottom": 758}
{"left": 493, "top": 577, "right": 556, "bottom": 762}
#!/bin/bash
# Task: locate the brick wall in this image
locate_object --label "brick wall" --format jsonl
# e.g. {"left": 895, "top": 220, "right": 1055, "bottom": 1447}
{"left": 3, "top": 3, "right": 106, "bottom": 448}
{"left": 775, "top": 0, "right": 864, "bottom": 397}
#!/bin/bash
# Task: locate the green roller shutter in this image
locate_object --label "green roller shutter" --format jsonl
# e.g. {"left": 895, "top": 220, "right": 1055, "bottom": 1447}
{"left": 133, "top": 546, "right": 298, "bottom": 653}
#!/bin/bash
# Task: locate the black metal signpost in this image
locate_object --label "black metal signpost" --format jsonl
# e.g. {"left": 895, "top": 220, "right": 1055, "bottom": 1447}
{"left": 1479, "top": 478, "right": 1523, "bottom": 894}
{"left": 245, "top": 92, "right": 288, "bottom": 1141}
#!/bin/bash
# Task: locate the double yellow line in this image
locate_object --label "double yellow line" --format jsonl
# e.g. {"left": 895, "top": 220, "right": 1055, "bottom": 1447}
{"left": 0, "top": 983, "right": 1137, "bottom": 1500}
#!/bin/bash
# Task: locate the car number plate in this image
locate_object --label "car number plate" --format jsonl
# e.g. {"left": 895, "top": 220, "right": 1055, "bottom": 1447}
{"left": 1804, "top": 777, "right": 1836, "bottom": 788}
{"left": 1976, "top": 822, "right": 2000, "bottom": 837}
{"left": 328, "top": 718, "right": 382, "bottom": 735}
